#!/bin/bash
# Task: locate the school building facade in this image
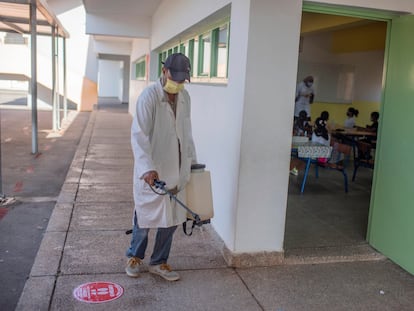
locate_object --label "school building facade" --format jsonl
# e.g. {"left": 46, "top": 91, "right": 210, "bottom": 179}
{"left": 1, "top": 0, "right": 413, "bottom": 274}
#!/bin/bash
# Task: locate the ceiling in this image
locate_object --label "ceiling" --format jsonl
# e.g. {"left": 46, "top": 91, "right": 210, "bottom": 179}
{"left": 81, "top": 4, "right": 384, "bottom": 44}
{"left": 0, "top": 2, "right": 387, "bottom": 43}
{"left": 0, "top": 0, "right": 69, "bottom": 37}
{"left": 82, "top": 0, "right": 162, "bottom": 44}
{"left": 82, "top": 0, "right": 161, "bottom": 16}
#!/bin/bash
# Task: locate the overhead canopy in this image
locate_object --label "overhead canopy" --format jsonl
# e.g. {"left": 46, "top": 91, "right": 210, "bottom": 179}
{"left": 0, "top": 0, "right": 70, "bottom": 154}
{"left": 0, "top": 0, "right": 69, "bottom": 38}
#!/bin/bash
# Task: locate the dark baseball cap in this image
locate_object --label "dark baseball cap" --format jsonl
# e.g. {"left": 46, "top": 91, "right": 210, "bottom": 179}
{"left": 162, "top": 53, "right": 191, "bottom": 82}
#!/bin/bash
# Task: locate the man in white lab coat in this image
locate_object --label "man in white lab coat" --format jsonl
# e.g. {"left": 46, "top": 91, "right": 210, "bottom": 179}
{"left": 125, "top": 53, "right": 197, "bottom": 281}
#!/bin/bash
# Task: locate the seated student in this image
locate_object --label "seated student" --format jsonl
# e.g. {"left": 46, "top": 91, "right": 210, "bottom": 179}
{"left": 344, "top": 107, "right": 359, "bottom": 128}
{"left": 290, "top": 110, "right": 312, "bottom": 176}
{"left": 366, "top": 111, "right": 379, "bottom": 134}
{"left": 312, "top": 110, "right": 330, "bottom": 146}
{"left": 312, "top": 111, "right": 331, "bottom": 164}
{"left": 358, "top": 111, "right": 380, "bottom": 159}
{"left": 293, "top": 110, "right": 312, "bottom": 137}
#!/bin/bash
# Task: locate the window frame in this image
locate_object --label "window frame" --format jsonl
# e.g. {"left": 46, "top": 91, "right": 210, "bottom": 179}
{"left": 157, "top": 20, "right": 230, "bottom": 84}
{"left": 135, "top": 57, "right": 147, "bottom": 81}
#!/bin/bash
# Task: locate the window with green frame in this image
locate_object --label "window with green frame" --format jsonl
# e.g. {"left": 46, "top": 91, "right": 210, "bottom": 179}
{"left": 158, "top": 21, "right": 230, "bottom": 83}
{"left": 135, "top": 58, "right": 146, "bottom": 80}
{"left": 216, "top": 23, "right": 229, "bottom": 78}
{"left": 198, "top": 32, "right": 211, "bottom": 76}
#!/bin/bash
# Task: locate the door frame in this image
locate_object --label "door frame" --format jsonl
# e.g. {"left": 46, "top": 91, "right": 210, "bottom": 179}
{"left": 301, "top": 2, "right": 397, "bottom": 241}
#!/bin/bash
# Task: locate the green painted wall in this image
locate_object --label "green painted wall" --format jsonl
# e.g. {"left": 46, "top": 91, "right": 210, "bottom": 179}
{"left": 303, "top": 2, "right": 414, "bottom": 275}
{"left": 367, "top": 15, "right": 414, "bottom": 274}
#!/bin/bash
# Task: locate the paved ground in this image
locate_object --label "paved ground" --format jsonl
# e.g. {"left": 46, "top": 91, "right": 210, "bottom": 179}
{"left": 0, "top": 103, "right": 89, "bottom": 311}
{"left": 12, "top": 101, "right": 414, "bottom": 311}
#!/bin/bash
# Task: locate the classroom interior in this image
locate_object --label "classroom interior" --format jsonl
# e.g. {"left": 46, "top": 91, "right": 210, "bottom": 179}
{"left": 284, "top": 11, "right": 386, "bottom": 258}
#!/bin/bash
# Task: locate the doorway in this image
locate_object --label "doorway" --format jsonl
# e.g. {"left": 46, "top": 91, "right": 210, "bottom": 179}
{"left": 97, "top": 54, "right": 131, "bottom": 107}
{"left": 284, "top": 10, "right": 388, "bottom": 258}
{"left": 98, "top": 59, "right": 124, "bottom": 102}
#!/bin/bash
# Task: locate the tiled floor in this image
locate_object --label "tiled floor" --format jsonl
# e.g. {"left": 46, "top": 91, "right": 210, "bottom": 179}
{"left": 285, "top": 162, "right": 374, "bottom": 253}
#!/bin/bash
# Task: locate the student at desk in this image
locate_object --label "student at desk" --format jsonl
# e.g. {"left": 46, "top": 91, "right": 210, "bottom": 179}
{"left": 366, "top": 111, "right": 379, "bottom": 134}
{"left": 293, "top": 110, "right": 312, "bottom": 137}
{"left": 361, "top": 111, "right": 379, "bottom": 146}
{"left": 344, "top": 107, "right": 359, "bottom": 129}
{"left": 290, "top": 110, "right": 312, "bottom": 176}
{"left": 312, "top": 111, "right": 330, "bottom": 146}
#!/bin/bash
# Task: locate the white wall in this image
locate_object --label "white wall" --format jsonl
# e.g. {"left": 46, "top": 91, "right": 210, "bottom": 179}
{"left": 85, "top": 13, "right": 152, "bottom": 38}
{"left": 93, "top": 40, "right": 131, "bottom": 56}
{"left": 152, "top": 0, "right": 231, "bottom": 50}
{"left": 0, "top": 0, "right": 94, "bottom": 110}
{"left": 337, "top": 51, "right": 384, "bottom": 102}
{"left": 98, "top": 60, "right": 122, "bottom": 99}
{"left": 125, "top": 0, "right": 414, "bottom": 255}
{"left": 235, "top": 0, "right": 302, "bottom": 252}
{"left": 51, "top": 3, "right": 97, "bottom": 105}
{"left": 150, "top": 0, "right": 246, "bottom": 250}
{"left": 0, "top": 34, "right": 29, "bottom": 76}
{"left": 129, "top": 38, "right": 150, "bottom": 116}
{"left": 208, "top": 0, "right": 250, "bottom": 250}
{"left": 147, "top": 0, "right": 302, "bottom": 253}
{"left": 300, "top": 32, "right": 385, "bottom": 102}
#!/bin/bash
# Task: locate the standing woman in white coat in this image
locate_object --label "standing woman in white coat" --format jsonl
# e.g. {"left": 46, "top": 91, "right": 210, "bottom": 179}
{"left": 125, "top": 53, "right": 197, "bottom": 281}
{"left": 294, "top": 75, "right": 315, "bottom": 120}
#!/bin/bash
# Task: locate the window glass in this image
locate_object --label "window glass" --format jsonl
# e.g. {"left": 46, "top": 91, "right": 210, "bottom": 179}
{"left": 135, "top": 59, "right": 146, "bottom": 80}
{"left": 217, "top": 24, "right": 228, "bottom": 78}
{"left": 5, "top": 33, "right": 27, "bottom": 45}
{"left": 180, "top": 43, "right": 186, "bottom": 54}
{"left": 193, "top": 37, "right": 199, "bottom": 77}
{"left": 201, "top": 32, "right": 211, "bottom": 75}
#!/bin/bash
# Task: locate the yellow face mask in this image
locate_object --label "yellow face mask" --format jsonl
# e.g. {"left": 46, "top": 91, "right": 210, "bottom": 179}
{"left": 163, "top": 78, "right": 184, "bottom": 94}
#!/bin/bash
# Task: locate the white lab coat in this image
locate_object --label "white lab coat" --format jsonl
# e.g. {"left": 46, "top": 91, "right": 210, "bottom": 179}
{"left": 294, "top": 81, "right": 315, "bottom": 117}
{"left": 131, "top": 80, "right": 197, "bottom": 228}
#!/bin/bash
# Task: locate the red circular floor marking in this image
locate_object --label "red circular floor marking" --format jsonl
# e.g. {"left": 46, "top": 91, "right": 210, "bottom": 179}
{"left": 73, "top": 282, "right": 124, "bottom": 303}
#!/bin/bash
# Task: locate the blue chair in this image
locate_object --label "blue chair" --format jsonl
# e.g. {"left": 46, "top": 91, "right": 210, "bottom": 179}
{"left": 311, "top": 142, "right": 352, "bottom": 193}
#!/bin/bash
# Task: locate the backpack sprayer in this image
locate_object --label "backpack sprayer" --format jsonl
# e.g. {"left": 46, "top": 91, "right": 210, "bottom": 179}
{"left": 126, "top": 164, "right": 214, "bottom": 236}
{"left": 153, "top": 179, "right": 202, "bottom": 223}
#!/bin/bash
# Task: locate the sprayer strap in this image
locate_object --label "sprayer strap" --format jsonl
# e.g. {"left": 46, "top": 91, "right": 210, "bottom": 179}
{"left": 183, "top": 220, "right": 196, "bottom": 236}
{"left": 168, "top": 186, "right": 178, "bottom": 195}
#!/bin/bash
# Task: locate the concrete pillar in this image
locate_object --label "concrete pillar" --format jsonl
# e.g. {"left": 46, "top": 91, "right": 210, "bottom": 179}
{"left": 223, "top": 0, "right": 302, "bottom": 266}
{"left": 30, "top": 1, "right": 38, "bottom": 154}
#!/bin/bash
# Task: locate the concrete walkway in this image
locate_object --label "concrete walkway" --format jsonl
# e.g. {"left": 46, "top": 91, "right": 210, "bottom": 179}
{"left": 16, "top": 103, "right": 414, "bottom": 311}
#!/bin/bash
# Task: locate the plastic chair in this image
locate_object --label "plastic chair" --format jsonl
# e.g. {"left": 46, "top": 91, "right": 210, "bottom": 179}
{"left": 352, "top": 140, "right": 375, "bottom": 181}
